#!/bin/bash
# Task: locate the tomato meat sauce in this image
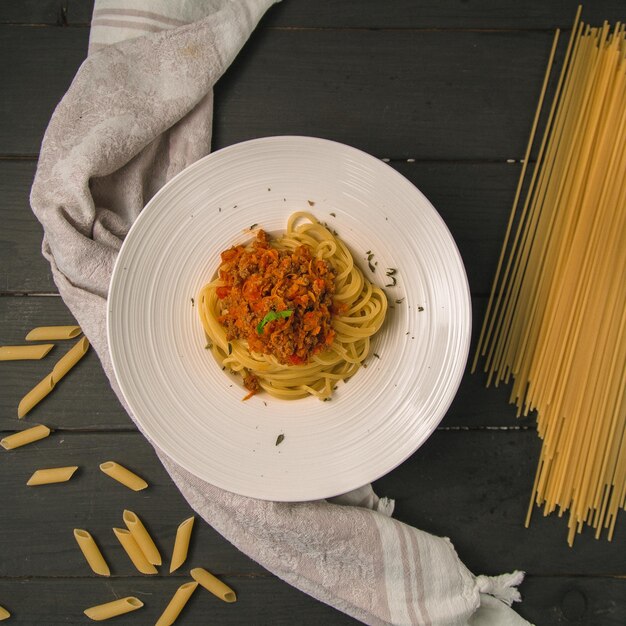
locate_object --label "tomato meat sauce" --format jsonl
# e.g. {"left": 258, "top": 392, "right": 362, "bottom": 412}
{"left": 216, "top": 230, "right": 342, "bottom": 394}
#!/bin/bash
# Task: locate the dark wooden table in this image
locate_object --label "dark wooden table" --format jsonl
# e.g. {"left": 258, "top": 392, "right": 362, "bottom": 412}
{"left": 1, "top": 2, "right": 625, "bottom": 624}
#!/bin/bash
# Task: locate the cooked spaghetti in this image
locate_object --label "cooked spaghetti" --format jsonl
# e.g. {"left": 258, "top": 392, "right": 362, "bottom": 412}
{"left": 198, "top": 212, "right": 387, "bottom": 400}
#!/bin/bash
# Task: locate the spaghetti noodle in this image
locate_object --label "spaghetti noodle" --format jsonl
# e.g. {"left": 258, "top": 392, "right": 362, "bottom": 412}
{"left": 474, "top": 9, "right": 626, "bottom": 545}
{"left": 198, "top": 212, "right": 387, "bottom": 400}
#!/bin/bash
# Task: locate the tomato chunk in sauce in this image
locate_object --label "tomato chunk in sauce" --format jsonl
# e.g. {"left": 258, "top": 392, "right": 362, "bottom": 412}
{"left": 216, "top": 230, "right": 341, "bottom": 371}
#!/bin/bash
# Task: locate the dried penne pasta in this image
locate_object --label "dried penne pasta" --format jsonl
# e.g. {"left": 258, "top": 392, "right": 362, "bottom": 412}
{"left": 52, "top": 336, "right": 89, "bottom": 380}
{"left": 169, "top": 516, "right": 194, "bottom": 573}
{"left": 84, "top": 597, "right": 143, "bottom": 621}
{"left": 0, "top": 605, "right": 9, "bottom": 621}
{"left": 17, "top": 374, "right": 54, "bottom": 419}
{"left": 27, "top": 465, "right": 78, "bottom": 486}
{"left": 18, "top": 337, "right": 89, "bottom": 418}
{"left": 25, "top": 325, "right": 81, "bottom": 341}
{"left": 113, "top": 528, "right": 157, "bottom": 575}
{"left": 0, "top": 344, "right": 54, "bottom": 361}
{"left": 155, "top": 582, "right": 198, "bottom": 626}
{"left": 99, "top": 461, "right": 148, "bottom": 491}
{"left": 74, "top": 529, "right": 110, "bottom": 576}
{"left": 190, "top": 567, "right": 237, "bottom": 603}
{"left": 1, "top": 424, "right": 51, "bottom": 450}
{"left": 123, "top": 510, "right": 161, "bottom": 566}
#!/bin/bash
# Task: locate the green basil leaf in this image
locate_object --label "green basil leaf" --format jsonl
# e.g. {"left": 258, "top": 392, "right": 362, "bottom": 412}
{"left": 257, "top": 309, "right": 293, "bottom": 334}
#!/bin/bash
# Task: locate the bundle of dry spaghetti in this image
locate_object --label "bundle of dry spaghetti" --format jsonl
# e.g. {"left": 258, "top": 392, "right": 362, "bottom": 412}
{"left": 473, "top": 8, "right": 626, "bottom": 546}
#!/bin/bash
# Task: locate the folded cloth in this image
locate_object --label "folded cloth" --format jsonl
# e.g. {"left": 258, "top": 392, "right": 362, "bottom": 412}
{"left": 30, "top": 1, "right": 532, "bottom": 624}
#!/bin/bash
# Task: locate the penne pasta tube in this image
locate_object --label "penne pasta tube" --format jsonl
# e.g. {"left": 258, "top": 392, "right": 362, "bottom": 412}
{"left": 0, "top": 344, "right": 54, "bottom": 361}
{"left": 0, "top": 605, "right": 10, "bottom": 620}
{"left": 99, "top": 461, "right": 148, "bottom": 491}
{"left": 84, "top": 597, "right": 143, "bottom": 621}
{"left": 123, "top": 510, "right": 162, "bottom": 566}
{"left": 113, "top": 528, "right": 157, "bottom": 575}
{"left": 74, "top": 529, "right": 110, "bottom": 576}
{"left": 169, "top": 516, "right": 194, "bottom": 573}
{"left": 18, "top": 337, "right": 89, "bottom": 418}
{"left": 52, "top": 336, "right": 89, "bottom": 380}
{"left": 155, "top": 582, "right": 198, "bottom": 626}
{"left": 1, "top": 424, "right": 51, "bottom": 450}
{"left": 17, "top": 374, "right": 54, "bottom": 419}
{"left": 190, "top": 567, "right": 237, "bottom": 603}
{"left": 27, "top": 465, "right": 78, "bottom": 486}
{"left": 26, "top": 325, "right": 81, "bottom": 341}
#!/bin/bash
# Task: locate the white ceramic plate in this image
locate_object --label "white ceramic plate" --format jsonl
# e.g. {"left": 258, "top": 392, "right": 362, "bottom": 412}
{"left": 108, "top": 136, "right": 471, "bottom": 501}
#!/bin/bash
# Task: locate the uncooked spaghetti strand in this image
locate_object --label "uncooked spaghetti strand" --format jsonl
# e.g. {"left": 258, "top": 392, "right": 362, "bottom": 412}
{"left": 586, "top": 302, "right": 626, "bottom": 534}
{"left": 596, "top": 183, "right": 626, "bottom": 538}
{"left": 485, "top": 14, "right": 626, "bottom": 544}
{"left": 525, "top": 26, "right": 605, "bottom": 413}
{"left": 569, "top": 92, "right": 626, "bottom": 524}
{"left": 526, "top": 38, "right": 595, "bottom": 403}
{"left": 508, "top": 23, "right": 590, "bottom": 409}
{"left": 537, "top": 36, "right": 622, "bottom": 430}
{"left": 544, "top": 41, "right": 624, "bottom": 539}
{"left": 482, "top": 29, "right": 562, "bottom": 383}
{"left": 490, "top": 21, "right": 595, "bottom": 388}
{"left": 491, "top": 31, "right": 568, "bottom": 385}
{"left": 537, "top": 34, "right": 623, "bottom": 438}
{"left": 606, "top": 391, "right": 626, "bottom": 541}
{"left": 472, "top": 27, "right": 562, "bottom": 375}
{"left": 538, "top": 30, "right": 624, "bottom": 511}
{"left": 494, "top": 19, "right": 580, "bottom": 390}
{"left": 576, "top": 237, "right": 626, "bottom": 526}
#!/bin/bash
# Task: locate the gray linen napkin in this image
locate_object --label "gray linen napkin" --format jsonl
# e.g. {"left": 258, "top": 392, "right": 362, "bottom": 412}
{"left": 30, "top": 1, "right": 531, "bottom": 624}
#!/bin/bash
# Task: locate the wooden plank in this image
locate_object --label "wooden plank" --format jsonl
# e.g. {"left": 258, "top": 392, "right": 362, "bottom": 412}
{"left": 393, "top": 161, "right": 519, "bottom": 295}
{"left": 519, "top": 576, "right": 626, "bottom": 626}
{"left": 0, "top": 577, "right": 360, "bottom": 625}
{"left": 262, "top": 1, "right": 626, "bottom": 30}
{"left": 0, "top": 26, "right": 88, "bottom": 156}
{"left": 374, "top": 430, "right": 626, "bottom": 577}
{"left": 0, "top": 1, "right": 68, "bottom": 25}
{"left": 0, "top": 295, "right": 531, "bottom": 431}
{"left": 2, "top": 25, "right": 561, "bottom": 160}
{"left": 1, "top": 0, "right": 624, "bottom": 29}
{"left": 211, "top": 28, "right": 559, "bottom": 161}
{"left": 0, "top": 160, "right": 520, "bottom": 295}
{"left": 0, "top": 577, "right": 623, "bottom": 626}
{"left": 0, "top": 161, "right": 56, "bottom": 292}
{"left": 0, "top": 1, "right": 87, "bottom": 26}
{"left": 1, "top": 431, "right": 624, "bottom": 578}
{"left": 0, "top": 577, "right": 622, "bottom": 626}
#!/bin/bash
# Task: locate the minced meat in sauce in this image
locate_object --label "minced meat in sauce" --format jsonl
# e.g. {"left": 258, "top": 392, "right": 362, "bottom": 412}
{"left": 216, "top": 230, "right": 341, "bottom": 381}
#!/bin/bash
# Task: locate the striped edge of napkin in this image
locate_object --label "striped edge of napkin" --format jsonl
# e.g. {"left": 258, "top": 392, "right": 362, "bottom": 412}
{"left": 89, "top": 0, "right": 220, "bottom": 52}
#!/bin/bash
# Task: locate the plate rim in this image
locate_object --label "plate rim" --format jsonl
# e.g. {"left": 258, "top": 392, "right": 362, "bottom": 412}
{"left": 107, "top": 135, "right": 472, "bottom": 501}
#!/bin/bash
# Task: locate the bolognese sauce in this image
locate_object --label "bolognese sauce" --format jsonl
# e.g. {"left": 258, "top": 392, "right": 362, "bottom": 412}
{"left": 215, "top": 230, "right": 342, "bottom": 379}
